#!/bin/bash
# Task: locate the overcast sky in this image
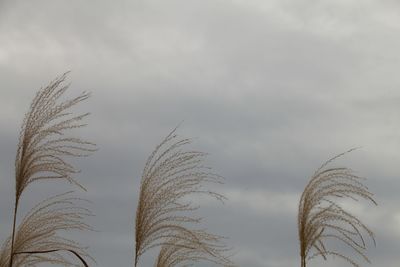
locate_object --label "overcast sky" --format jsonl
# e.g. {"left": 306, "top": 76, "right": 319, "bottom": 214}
{"left": 1, "top": 1, "right": 400, "bottom": 267}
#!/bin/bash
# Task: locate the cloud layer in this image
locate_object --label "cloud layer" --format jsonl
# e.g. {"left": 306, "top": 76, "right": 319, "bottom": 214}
{"left": 1, "top": 1, "right": 400, "bottom": 266}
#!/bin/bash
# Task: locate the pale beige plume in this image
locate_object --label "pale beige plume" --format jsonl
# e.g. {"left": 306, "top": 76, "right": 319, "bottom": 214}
{"left": 134, "top": 128, "right": 230, "bottom": 267}
{"left": 298, "top": 149, "right": 377, "bottom": 267}
{"left": 0, "top": 192, "right": 94, "bottom": 267}
{"left": 6, "top": 73, "right": 95, "bottom": 267}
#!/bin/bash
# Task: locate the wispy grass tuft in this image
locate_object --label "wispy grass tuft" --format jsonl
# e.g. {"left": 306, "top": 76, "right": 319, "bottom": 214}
{"left": 4, "top": 73, "right": 96, "bottom": 267}
{"left": 298, "top": 149, "right": 377, "bottom": 267}
{"left": 155, "top": 228, "right": 233, "bottom": 267}
{"left": 0, "top": 192, "right": 94, "bottom": 267}
{"left": 15, "top": 71, "right": 96, "bottom": 201}
{"left": 134, "top": 127, "right": 232, "bottom": 267}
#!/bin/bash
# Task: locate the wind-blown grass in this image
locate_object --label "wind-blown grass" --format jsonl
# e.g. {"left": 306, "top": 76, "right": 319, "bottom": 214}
{"left": 298, "top": 149, "right": 377, "bottom": 267}
{"left": 5, "top": 73, "right": 96, "bottom": 267}
{"left": 0, "top": 192, "right": 94, "bottom": 267}
{"left": 154, "top": 228, "right": 233, "bottom": 267}
{"left": 15, "top": 72, "right": 95, "bottom": 201}
{"left": 134, "top": 128, "right": 232, "bottom": 267}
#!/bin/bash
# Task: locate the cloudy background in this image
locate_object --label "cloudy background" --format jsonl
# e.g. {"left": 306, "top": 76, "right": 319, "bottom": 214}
{"left": 1, "top": 0, "right": 400, "bottom": 266}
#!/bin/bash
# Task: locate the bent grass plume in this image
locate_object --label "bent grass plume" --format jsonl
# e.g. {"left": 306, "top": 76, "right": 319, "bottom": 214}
{"left": 0, "top": 192, "right": 94, "bottom": 267}
{"left": 14, "top": 72, "right": 96, "bottom": 200}
{"left": 5, "top": 73, "right": 96, "bottom": 267}
{"left": 134, "top": 128, "right": 233, "bottom": 267}
{"left": 298, "top": 149, "right": 377, "bottom": 267}
{"left": 154, "top": 228, "right": 233, "bottom": 267}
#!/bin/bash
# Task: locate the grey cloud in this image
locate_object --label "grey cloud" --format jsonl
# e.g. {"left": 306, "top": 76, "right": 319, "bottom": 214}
{"left": 1, "top": 0, "right": 400, "bottom": 267}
